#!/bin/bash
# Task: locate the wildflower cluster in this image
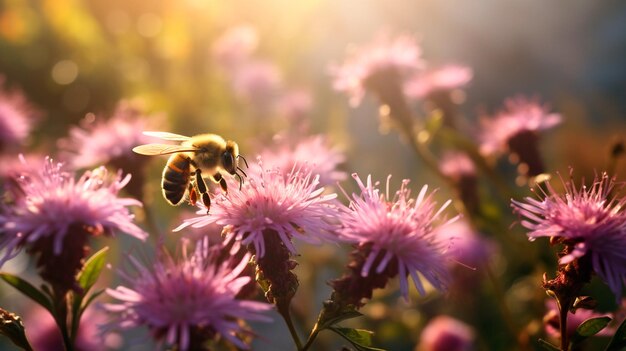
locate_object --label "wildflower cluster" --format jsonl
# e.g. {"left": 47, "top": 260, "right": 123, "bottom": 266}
{"left": 0, "top": 18, "right": 623, "bottom": 351}
{"left": 513, "top": 173, "right": 626, "bottom": 348}
{"left": 0, "top": 158, "right": 147, "bottom": 292}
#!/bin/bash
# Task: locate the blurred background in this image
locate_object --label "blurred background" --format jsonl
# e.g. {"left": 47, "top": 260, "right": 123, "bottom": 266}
{"left": 0, "top": 0, "right": 625, "bottom": 350}
{"left": 1, "top": 0, "right": 625, "bottom": 176}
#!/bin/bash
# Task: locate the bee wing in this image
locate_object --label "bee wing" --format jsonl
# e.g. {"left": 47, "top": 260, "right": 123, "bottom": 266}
{"left": 132, "top": 144, "right": 199, "bottom": 155}
{"left": 143, "top": 131, "right": 191, "bottom": 142}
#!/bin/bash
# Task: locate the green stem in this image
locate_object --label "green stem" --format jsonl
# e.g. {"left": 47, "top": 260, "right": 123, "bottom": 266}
{"left": 302, "top": 324, "right": 320, "bottom": 351}
{"left": 52, "top": 289, "right": 74, "bottom": 351}
{"left": 277, "top": 302, "right": 303, "bottom": 351}
{"left": 558, "top": 297, "right": 573, "bottom": 351}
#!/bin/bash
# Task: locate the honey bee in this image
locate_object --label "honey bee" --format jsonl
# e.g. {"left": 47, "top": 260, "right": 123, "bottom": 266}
{"left": 132, "top": 131, "right": 248, "bottom": 212}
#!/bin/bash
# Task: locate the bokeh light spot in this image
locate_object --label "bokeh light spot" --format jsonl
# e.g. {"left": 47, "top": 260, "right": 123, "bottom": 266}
{"left": 51, "top": 60, "right": 79, "bottom": 85}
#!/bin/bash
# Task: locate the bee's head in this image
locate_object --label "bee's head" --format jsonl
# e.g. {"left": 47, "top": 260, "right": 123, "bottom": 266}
{"left": 222, "top": 141, "right": 239, "bottom": 175}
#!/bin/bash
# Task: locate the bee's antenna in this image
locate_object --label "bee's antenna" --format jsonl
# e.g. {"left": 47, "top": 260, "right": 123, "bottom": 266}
{"left": 237, "top": 155, "right": 249, "bottom": 168}
{"left": 235, "top": 172, "right": 244, "bottom": 190}
{"left": 237, "top": 166, "right": 248, "bottom": 178}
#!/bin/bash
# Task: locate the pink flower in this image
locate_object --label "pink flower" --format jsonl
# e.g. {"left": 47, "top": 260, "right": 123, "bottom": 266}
{"left": 512, "top": 172, "right": 626, "bottom": 300}
{"left": 337, "top": 174, "right": 457, "bottom": 299}
{"left": 480, "top": 96, "right": 561, "bottom": 157}
{"left": 0, "top": 77, "right": 38, "bottom": 152}
{"left": 258, "top": 134, "right": 346, "bottom": 186}
{"left": 0, "top": 157, "right": 147, "bottom": 268}
{"left": 104, "top": 247, "right": 271, "bottom": 350}
{"left": 479, "top": 96, "right": 561, "bottom": 177}
{"left": 330, "top": 32, "right": 424, "bottom": 106}
{"left": 404, "top": 64, "right": 473, "bottom": 99}
{"left": 175, "top": 162, "right": 339, "bottom": 257}
{"left": 434, "top": 219, "right": 493, "bottom": 269}
{"left": 417, "top": 315, "right": 475, "bottom": 351}
{"left": 439, "top": 152, "right": 475, "bottom": 180}
{"left": 58, "top": 100, "right": 164, "bottom": 170}
{"left": 212, "top": 24, "right": 259, "bottom": 71}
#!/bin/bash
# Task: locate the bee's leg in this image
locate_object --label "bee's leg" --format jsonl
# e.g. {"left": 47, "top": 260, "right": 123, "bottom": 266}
{"left": 195, "top": 169, "right": 211, "bottom": 214}
{"left": 188, "top": 181, "right": 198, "bottom": 206}
{"left": 212, "top": 172, "right": 228, "bottom": 193}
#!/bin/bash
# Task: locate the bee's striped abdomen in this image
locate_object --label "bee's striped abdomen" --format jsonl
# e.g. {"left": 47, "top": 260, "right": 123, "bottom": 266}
{"left": 162, "top": 153, "right": 191, "bottom": 205}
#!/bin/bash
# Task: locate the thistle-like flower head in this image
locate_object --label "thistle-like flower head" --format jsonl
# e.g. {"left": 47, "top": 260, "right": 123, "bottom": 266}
{"left": 512, "top": 172, "right": 626, "bottom": 299}
{"left": 0, "top": 78, "right": 37, "bottom": 152}
{"left": 104, "top": 247, "right": 272, "bottom": 350}
{"left": 479, "top": 96, "right": 561, "bottom": 157}
{"left": 58, "top": 101, "right": 162, "bottom": 169}
{"left": 0, "top": 157, "right": 147, "bottom": 267}
{"left": 404, "top": 64, "right": 473, "bottom": 99}
{"left": 337, "top": 174, "right": 456, "bottom": 299}
{"left": 259, "top": 134, "right": 346, "bottom": 186}
{"left": 175, "top": 162, "right": 339, "bottom": 257}
{"left": 330, "top": 32, "right": 423, "bottom": 106}
{"left": 439, "top": 152, "right": 476, "bottom": 181}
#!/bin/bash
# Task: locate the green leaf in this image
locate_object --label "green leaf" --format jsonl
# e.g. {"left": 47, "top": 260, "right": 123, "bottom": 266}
{"left": 606, "top": 317, "right": 626, "bottom": 351}
{"left": 76, "top": 246, "right": 109, "bottom": 293}
{"left": 538, "top": 338, "right": 560, "bottom": 351}
{"left": 329, "top": 327, "right": 386, "bottom": 351}
{"left": 319, "top": 310, "right": 363, "bottom": 331}
{"left": 0, "top": 273, "right": 53, "bottom": 313}
{"left": 571, "top": 316, "right": 612, "bottom": 345}
{"left": 71, "top": 247, "right": 109, "bottom": 341}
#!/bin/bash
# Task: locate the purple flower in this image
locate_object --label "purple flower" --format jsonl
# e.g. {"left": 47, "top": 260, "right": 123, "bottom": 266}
{"left": 337, "top": 174, "right": 456, "bottom": 300}
{"left": 0, "top": 77, "right": 38, "bottom": 153}
{"left": 439, "top": 152, "right": 475, "bottom": 180}
{"left": 258, "top": 134, "right": 346, "bottom": 186}
{"left": 434, "top": 219, "right": 494, "bottom": 269}
{"left": 0, "top": 157, "right": 147, "bottom": 289}
{"left": 104, "top": 248, "right": 272, "bottom": 350}
{"left": 58, "top": 100, "right": 164, "bottom": 170}
{"left": 330, "top": 32, "right": 423, "bottom": 106}
{"left": 175, "top": 162, "right": 339, "bottom": 257}
{"left": 479, "top": 96, "right": 561, "bottom": 176}
{"left": 480, "top": 96, "right": 561, "bottom": 156}
{"left": 404, "top": 64, "right": 473, "bottom": 99}
{"left": 417, "top": 315, "right": 475, "bottom": 351}
{"left": 512, "top": 172, "right": 626, "bottom": 300}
